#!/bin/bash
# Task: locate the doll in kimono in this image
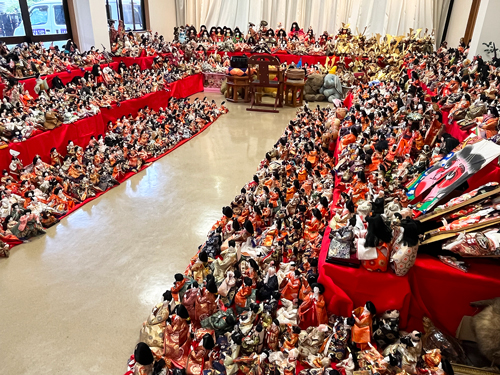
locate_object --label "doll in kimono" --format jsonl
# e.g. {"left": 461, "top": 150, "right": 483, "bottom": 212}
{"left": 351, "top": 301, "right": 376, "bottom": 350}
{"left": 164, "top": 304, "right": 192, "bottom": 368}
{"left": 298, "top": 283, "right": 328, "bottom": 329}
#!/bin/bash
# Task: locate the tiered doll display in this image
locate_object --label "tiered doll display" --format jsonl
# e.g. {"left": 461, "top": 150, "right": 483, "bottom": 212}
{"left": 0, "top": 98, "right": 227, "bottom": 257}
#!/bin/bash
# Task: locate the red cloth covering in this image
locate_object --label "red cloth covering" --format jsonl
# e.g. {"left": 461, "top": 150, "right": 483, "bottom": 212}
{"left": 442, "top": 110, "right": 471, "bottom": 143}
{"left": 318, "top": 132, "right": 500, "bottom": 335}
{"left": 112, "top": 56, "right": 153, "bottom": 70}
{"left": 57, "top": 115, "right": 220, "bottom": 221}
{"left": 0, "top": 73, "right": 204, "bottom": 173}
{"left": 169, "top": 73, "right": 205, "bottom": 98}
{"left": 0, "top": 62, "right": 119, "bottom": 99}
{"left": 111, "top": 53, "right": 171, "bottom": 70}
{"left": 407, "top": 254, "right": 500, "bottom": 334}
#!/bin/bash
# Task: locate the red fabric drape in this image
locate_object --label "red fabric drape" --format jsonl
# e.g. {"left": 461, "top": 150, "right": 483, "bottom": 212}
{"left": 442, "top": 110, "right": 471, "bottom": 143}
{"left": 318, "top": 132, "right": 500, "bottom": 336}
{"left": 0, "top": 62, "right": 120, "bottom": 99}
{"left": 0, "top": 73, "right": 204, "bottom": 173}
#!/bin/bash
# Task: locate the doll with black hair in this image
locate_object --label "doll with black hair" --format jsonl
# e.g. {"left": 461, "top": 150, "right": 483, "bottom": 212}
{"left": 185, "top": 332, "right": 215, "bottom": 375}
{"left": 164, "top": 304, "right": 192, "bottom": 368}
{"left": 298, "top": 282, "right": 327, "bottom": 328}
{"left": 351, "top": 301, "right": 376, "bottom": 350}
{"left": 234, "top": 276, "right": 255, "bottom": 314}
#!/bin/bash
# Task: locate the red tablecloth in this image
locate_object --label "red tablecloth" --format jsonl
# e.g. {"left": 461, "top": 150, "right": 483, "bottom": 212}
{"left": 0, "top": 62, "right": 119, "bottom": 99}
{"left": 112, "top": 53, "right": 172, "bottom": 71}
{"left": 0, "top": 73, "right": 204, "bottom": 172}
{"left": 443, "top": 110, "right": 471, "bottom": 143}
{"left": 0, "top": 114, "right": 105, "bottom": 172}
{"left": 408, "top": 254, "right": 500, "bottom": 334}
{"left": 112, "top": 56, "right": 154, "bottom": 70}
{"left": 169, "top": 73, "right": 205, "bottom": 98}
{"left": 319, "top": 131, "right": 500, "bottom": 335}
{"left": 319, "top": 219, "right": 500, "bottom": 335}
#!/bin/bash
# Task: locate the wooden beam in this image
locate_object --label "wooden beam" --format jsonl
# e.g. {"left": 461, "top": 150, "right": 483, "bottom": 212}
{"left": 464, "top": 0, "right": 481, "bottom": 45}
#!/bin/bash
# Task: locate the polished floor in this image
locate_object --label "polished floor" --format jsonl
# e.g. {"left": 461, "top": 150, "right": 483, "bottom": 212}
{"left": 0, "top": 93, "right": 300, "bottom": 375}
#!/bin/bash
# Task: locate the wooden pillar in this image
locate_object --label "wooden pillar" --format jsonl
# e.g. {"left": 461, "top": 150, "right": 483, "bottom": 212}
{"left": 464, "top": 0, "right": 480, "bottom": 44}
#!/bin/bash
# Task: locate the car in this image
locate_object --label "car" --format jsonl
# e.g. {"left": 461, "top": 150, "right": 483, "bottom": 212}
{"left": 14, "top": 0, "right": 67, "bottom": 36}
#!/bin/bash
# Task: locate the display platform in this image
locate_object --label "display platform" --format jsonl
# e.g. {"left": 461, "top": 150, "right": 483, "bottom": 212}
{"left": 0, "top": 62, "right": 120, "bottom": 99}
{"left": 319, "top": 130, "right": 500, "bottom": 336}
{"left": 208, "top": 51, "right": 354, "bottom": 66}
{"left": 0, "top": 73, "right": 205, "bottom": 172}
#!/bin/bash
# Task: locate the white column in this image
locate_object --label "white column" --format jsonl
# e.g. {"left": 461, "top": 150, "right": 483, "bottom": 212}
{"left": 468, "top": 0, "right": 500, "bottom": 59}
{"left": 67, "top": 0, "right": 110, "bottom": 52}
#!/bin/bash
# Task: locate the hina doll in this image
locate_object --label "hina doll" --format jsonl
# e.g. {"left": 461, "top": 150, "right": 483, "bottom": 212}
{"left": 164, "top": 304, "right": 191, "bottom": 368}
{"left": 190, "top": 250, "right": 210, "bottom": 284}
{"left": 266, "top": 319, "right": 281, "bottom": 351}
{"left": 234, "top": 277, "right": 255, "bottom": 314}
{"left": 185, "top": 333, "right": 215, "bottom": 375}
{"left": 282, "top": 325, "right": 301, "bottom": 352}
{"left": 280, "top": 269, "right": 301, "bottom": 301}
{"left": 473, "top": 106, "right": 499, "bottom": 139}
{"left": 200, "top": 309, "right": 236, "bottom": 337}
{"left": 132, "top": 342, "right": 156, "bottom": 375}
{"left": 171, "top": 273, "right": 189, "bottom": 302}
{"left": 194, "top": 280, "right": 217, "bottom": 328}
{"left": 351, "top": 301, "right": 376, "bottom": 350}
{"left": 298, "top": 283, "right": 328, "bottom": 329}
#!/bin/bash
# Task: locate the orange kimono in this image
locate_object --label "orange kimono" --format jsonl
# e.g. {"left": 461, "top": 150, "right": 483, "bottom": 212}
{"left": 281, "top": 272, "right": 301, "bottom": 301}
{"left": 352, "top": 306, "right": 373, "bottom": 350}
{"left": 234, "top": 285, "right": 252, "bottom": 310}
{"left": 298, "top": 168, "right": 308, "bottom": 182}
{"left": 164, "top": 315, "right": 191, "bottom": 368}
{"left": 307, "top": 150, "right": 319, "bottom": 167}
{"left": 475, "top": 115, "right": 499, "bottom": 139}
{"left": 298, "top": 293, "right": 327, "bottom": 329}
{"left": 340, "top": 133, "right": 356, "bottom": 151}
{"left": 171, "top": 279, "right": 186, "bottom": 302}
{"left": 286, "top": 186, "right": 297, "bottom": 202}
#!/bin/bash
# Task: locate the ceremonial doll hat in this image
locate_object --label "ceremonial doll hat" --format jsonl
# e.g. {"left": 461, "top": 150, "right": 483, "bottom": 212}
{"left": 134, "top": 342, "right": 154, "bottom": 365}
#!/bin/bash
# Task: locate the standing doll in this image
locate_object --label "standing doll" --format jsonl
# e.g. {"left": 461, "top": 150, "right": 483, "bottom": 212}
{"left": 351, "top": 301, "right": 376, "bottom": 350}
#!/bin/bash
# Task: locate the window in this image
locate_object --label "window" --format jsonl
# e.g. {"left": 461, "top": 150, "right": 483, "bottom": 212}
{"left": 54, "top": 5, "right": 66, "bottom": 26}
{"left": 0, "top": 0, "right": 72, "bottom": 45}
{"left": 30, "top": 6, "right": 48, "bottom": 26}
{"left": 106, "top": 0, "right": 146, "bottom": 32}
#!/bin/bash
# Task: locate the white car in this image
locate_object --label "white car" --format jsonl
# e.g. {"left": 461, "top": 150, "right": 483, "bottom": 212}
{"left": 14, "top": 0, "right": 67, "bottom": 36}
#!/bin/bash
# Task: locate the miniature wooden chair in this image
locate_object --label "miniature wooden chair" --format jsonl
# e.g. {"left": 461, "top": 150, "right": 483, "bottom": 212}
{"left": 225, "top": 75, "right": 250, "bottom": 103}
{"left": 246, "top": 55, "right": 284, "bottom": 113}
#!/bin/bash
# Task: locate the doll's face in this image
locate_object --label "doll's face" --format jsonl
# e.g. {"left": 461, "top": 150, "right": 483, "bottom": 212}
{"left": 313, "top": 286, "right": 319, "bottom": 293}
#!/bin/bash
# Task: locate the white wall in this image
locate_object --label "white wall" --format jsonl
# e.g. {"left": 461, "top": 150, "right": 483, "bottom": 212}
{"left": 445, "top": 0, "right": 472, "bottom": 46}
{"left": 146, "top": 0, "right": 177, "bottom": 42}
{"left": 468, "top": 0, "right": 500, "bottom": 59}
{"left": 68, "top": 0, "right": 110, "bottom": 52}
{"left": 89, "top": 0, "right": 111, "bottom": 51}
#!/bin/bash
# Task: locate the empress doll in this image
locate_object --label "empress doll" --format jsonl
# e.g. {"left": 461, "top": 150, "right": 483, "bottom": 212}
{"left": 298, "top": 283, "right": 328, "bottom": 329}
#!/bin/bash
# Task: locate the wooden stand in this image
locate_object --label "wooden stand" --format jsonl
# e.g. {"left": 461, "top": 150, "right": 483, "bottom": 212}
{"left": 284, "top": 80, "right": 305, "bottom": 107}
{"left": 225, "top": 76, "right": 250, "bottom": 103}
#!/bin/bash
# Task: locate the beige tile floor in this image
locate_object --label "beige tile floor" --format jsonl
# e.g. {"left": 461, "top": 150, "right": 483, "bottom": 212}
{"left": 0, "top": 93, "right": 301, "bottom": 375}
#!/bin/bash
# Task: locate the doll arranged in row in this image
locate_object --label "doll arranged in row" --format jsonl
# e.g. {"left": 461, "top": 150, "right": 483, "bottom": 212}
{"left": 123, "top": 44, "right": 500, "bottom": 375}
{"left": 0, "top": 56, "right": 203, "bottom": 145}
{"left": 0, "top": 97, "right": 228, "bottom": 258}
{"left": 172, "top": 22, "right": 435, "bottom": 58}
{"left": 0, "top": 40, "right": 112, "bottom": 80}
{"left": 124, "top": 105, "right": 458, "bottom": 375}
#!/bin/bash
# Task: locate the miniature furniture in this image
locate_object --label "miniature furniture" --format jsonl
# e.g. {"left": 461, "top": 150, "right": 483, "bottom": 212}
{"left": 284, "top": 80, "right": 305, "bottom": 107}
{"left": 246, "top": 55, "right": 284, "bottom": 113}
{"left": 225, "top": 75, "right": 250, "bottom": 103}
